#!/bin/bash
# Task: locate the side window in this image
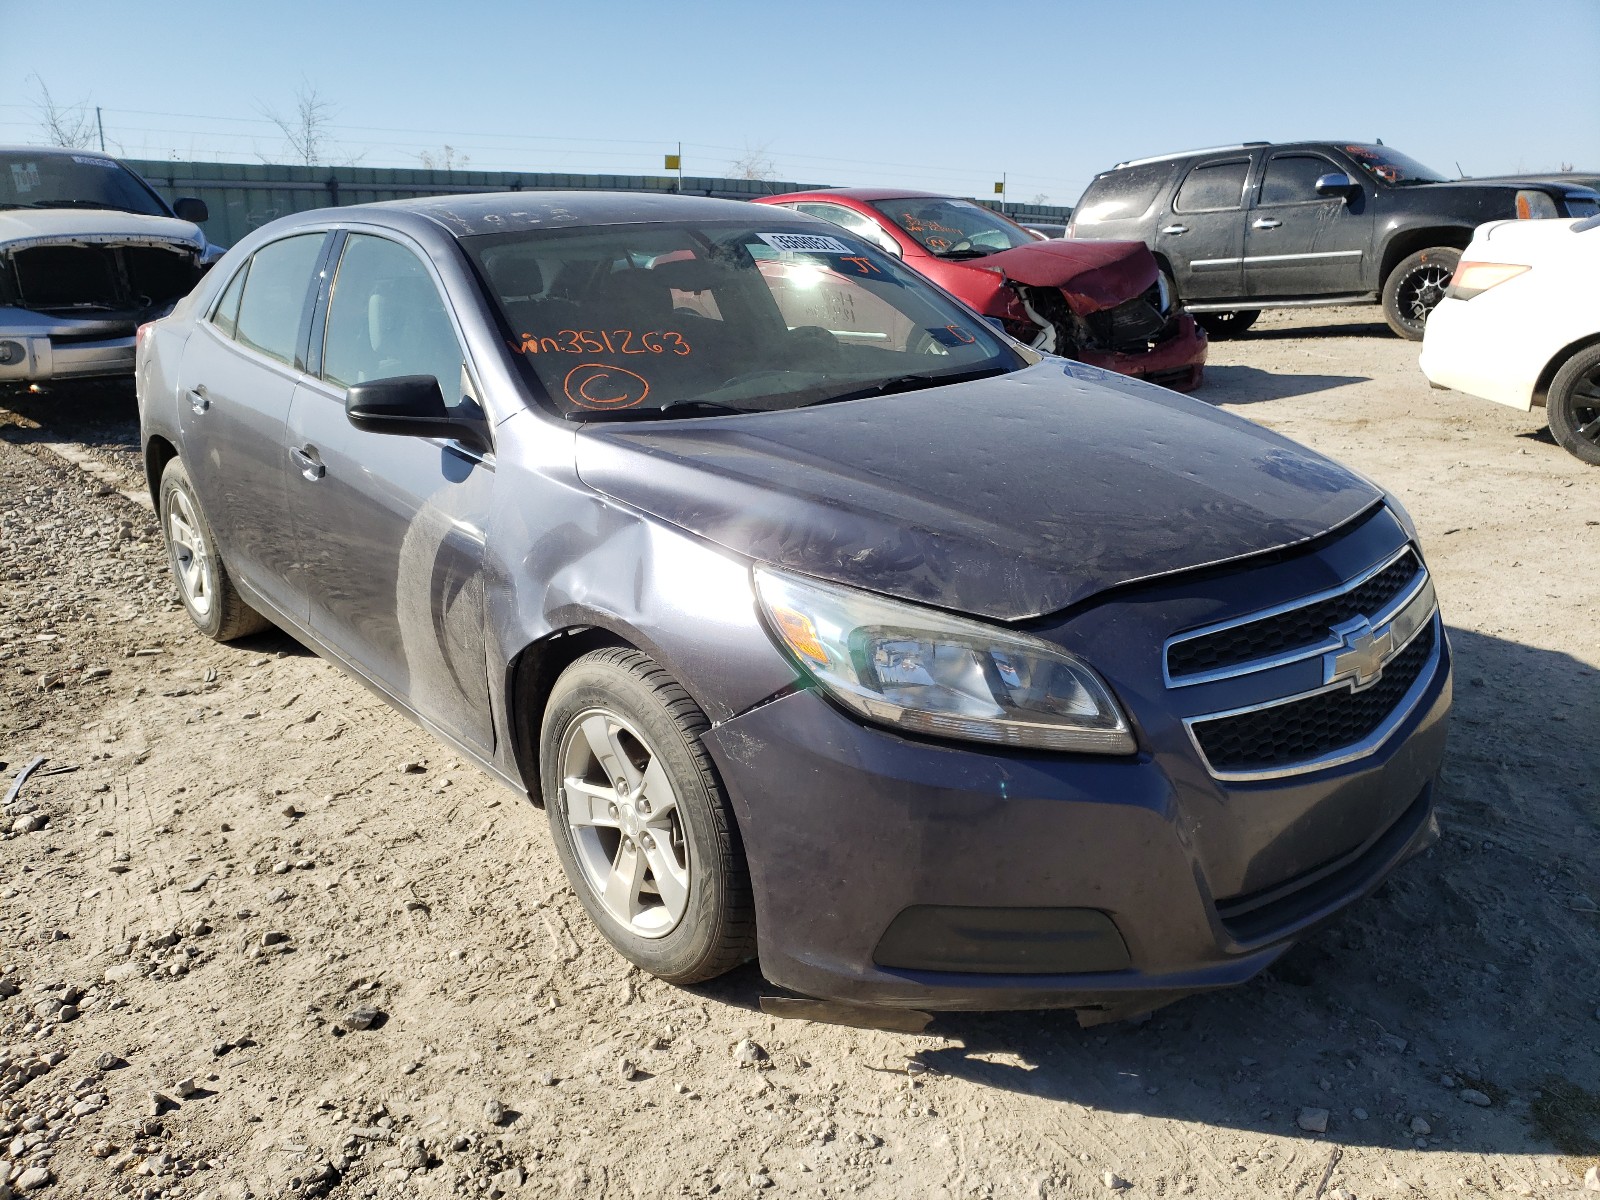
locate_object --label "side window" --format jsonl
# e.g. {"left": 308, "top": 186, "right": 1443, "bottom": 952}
{"left": 232, "top": 234, "right": 326, "bottom": 366}
{"left": 322, "top": 235, "right": 466, "bottom": 402}
{"left": 1260, "top": 156, "right": 1340, "bottom": 206}
{"left": 793, "top": 203, "right": 900, "bottom": 254}
{"left": 209, "top": 264, "right": 248, "bottom": 340}
{"left": 1174, "top": 160, "right": 1250, "bottom": 213}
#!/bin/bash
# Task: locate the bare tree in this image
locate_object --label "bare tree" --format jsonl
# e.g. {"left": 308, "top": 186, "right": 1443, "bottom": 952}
{"left": 30, "top": 76, "right": 97, "bottom": 149}
{"left": 260, "top": 81, "right": 338, "bottom": 166}
{"left": 1031, "top": 192, "right": 1051, "bottom": 206}
{"left": 728, "top": 141, "right": 777, "bottom": 182}
{"left": 418, "top": 145, "right": 469, "bottom": 171}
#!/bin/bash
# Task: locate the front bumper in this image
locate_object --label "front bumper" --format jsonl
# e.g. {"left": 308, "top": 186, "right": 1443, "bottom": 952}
{"left": 702, "top": 512, "right": 1451, "bottom": 1014}
{"left": 0, "top": 308, "right": 139, "bottom": 383}
{"left": 1418, "top": 295, "right": 1539, "bottom": 412}
{"left": 1080, "top": 312, "right": 1207, "bottom": 393}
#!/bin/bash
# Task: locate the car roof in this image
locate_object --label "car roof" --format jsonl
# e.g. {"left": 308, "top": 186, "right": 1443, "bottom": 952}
{"left": 0, "top": 144, "right": 125, "bottom": 163}
{"left": 318, "top": 190, "right": 799, "bottom": 237}
{"left": 760, "top": 187, "right": 967, "bottom": 204}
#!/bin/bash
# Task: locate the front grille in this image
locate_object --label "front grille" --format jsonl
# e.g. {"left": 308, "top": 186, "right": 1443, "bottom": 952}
{"left": 1084, "top": 282, "right": 1168, "bottom": 351}
{"left": 1191, "top": 621, "right": 1435, "bottom": 774}
{"left": 1168, "top": 549, "right": 1421, "bottom": 680}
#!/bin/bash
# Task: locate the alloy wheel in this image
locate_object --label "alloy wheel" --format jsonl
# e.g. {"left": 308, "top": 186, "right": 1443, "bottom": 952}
{"left": 1570, "top": 366, "right": 1600, "bottom": 450}
{"left": 559, "top": 708, "right": 690, "bottom": 939}
{"left": 1396, "top": 262, "right": 1453, "bottom": 330}
{"left": 165, "top": 488, "right": 213, "bottom": 618}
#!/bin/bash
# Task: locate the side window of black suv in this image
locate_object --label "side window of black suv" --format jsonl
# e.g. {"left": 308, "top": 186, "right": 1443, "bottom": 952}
{"left": 1173, "top": 160, "right": 1250, "bottom": 213}
{"left": 1259, "top": 155, "right": 1345, "bottom": 206}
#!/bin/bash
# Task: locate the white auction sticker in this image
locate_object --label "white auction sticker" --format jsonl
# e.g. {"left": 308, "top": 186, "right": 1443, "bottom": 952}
{"left": 757, "top": 231, "right": 855, "bottom": 255}
{"left": 71, "top": 155, "right": 119, "bottom": 168}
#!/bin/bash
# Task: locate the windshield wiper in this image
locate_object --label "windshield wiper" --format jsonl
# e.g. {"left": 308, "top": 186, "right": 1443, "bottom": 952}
{"left": 800, "top": 365, "right": 1011, "bottom": 408}
{"left": 565, "top": 399, "right": 755, "bottom": 423}
{"left": 25, "top": 200, "right": 125, "bottom": 210}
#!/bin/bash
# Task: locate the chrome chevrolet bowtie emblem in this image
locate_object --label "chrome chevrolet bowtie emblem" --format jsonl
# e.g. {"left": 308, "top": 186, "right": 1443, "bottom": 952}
{"left": 1324, "top": 615, "right": 1393, "bottom": 691}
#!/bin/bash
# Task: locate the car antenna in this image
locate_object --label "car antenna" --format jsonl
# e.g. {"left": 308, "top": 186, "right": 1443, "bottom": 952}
{"left": 1455, "top": 160, "right": 1465, "bottom": 179}
{"left": 1375, "top": 137, "right": 1384, "bottom": 146}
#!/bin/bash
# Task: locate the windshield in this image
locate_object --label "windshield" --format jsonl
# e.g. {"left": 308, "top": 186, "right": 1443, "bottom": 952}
{"left": 1341, "top": 145, "right": 1448, "bottom": 187}
{"left": 0, "top": 152, "right": 169, "bottom": 216}
{"left": 867, "top": 197, "right": 1035, "bottom": 258}
{"left": 464, "top": 221, "right": 1020, "bottom": 420}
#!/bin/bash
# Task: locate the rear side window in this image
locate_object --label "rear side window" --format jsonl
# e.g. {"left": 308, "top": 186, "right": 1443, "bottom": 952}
{"left": 791, "top": 203, "right": 901, "bottom": 254}
{"left": 209, "top": 264, "right": 248, "bottom": 339}
{"left": 1174, "top": 160, "right": 1250, "bottom": 212}
{"left": 1260, "top": 155, "right": 1339, "bottom": 205}
{"left": 1075, "top": 162, "right": 1169, "bottom": 224}
{"left": 233, "top": 234, "right": 325, "bottom": 366}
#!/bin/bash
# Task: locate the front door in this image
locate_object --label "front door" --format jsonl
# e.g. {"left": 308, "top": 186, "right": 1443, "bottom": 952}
{"left": 1157, "top": 155, "right": 1254, "bottom": 304}
{"left": 1243, "top": 152, "right": 1374, "bottom": 298}
{"left": 284, "top": 232, "right": 495, "bottom": 752}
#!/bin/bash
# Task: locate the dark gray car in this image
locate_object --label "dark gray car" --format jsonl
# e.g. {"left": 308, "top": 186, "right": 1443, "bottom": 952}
{"left": 138, "top": 193, "right": 1451, "bottom": 1019}
{"left": 1068, "top": 141, "right": 1600, "bottom": 340}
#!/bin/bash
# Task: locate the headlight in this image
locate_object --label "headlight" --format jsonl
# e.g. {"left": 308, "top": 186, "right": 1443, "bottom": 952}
{"left": 754, "top": 568, "right": 1136, "bottom": 754}
{"left": 1446, "top": 260, "right": 1529, "bottom": 300}
{"left": 1514, "top": 190, "right": 1558, "bottom": 219}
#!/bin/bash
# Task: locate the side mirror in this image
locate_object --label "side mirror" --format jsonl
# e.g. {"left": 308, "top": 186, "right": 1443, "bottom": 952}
{"left": 1314, "top": 172, "right": 1360, "bottom": 201}
{"left": 173, "top": 197, "right": 209, "bottom": 223}
{"left": 345, "top": 376, "right": 490, "bottom": 452}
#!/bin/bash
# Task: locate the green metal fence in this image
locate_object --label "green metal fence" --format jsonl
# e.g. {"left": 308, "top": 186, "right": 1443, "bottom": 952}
{"left": 126, "top": 160, "right": 1074, "bottom": 248}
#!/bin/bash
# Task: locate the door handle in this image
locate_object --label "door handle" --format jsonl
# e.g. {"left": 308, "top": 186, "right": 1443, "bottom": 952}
{"left": 1252, "top": 218, "right": 1283, "bottom": 230}
{"left": 1160, "top": 224, "right": 1188, "bottom": 235}
{"left": 289, "top": 444, "right": 325, "bottom": 481}
{"left": 188, "top": 386, "right": 210, "bottom": 414}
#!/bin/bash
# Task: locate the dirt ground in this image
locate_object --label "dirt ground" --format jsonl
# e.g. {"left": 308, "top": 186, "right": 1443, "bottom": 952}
{"left": 2, "top": 308, "right": 1597, "bottom": 1200}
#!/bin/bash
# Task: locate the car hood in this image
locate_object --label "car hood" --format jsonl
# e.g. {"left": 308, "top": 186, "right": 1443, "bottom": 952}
{"left": 963, "top": 239, "right": 1158, "bottom": 313}
{"left": 573, "top": 361, "right": 1383, "bottom": 621}
{"left": 0, "top": 208, "right": 204, "bottom": 251}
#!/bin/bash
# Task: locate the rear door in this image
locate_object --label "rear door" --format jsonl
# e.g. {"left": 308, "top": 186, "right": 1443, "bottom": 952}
{"left": 283, "top": 230, "right": 494, "bottom": 752}
{"left": 175, "top": 231, "right": 330, "bottom": 620}
{"left": 1243, "top": 151, "right": 1374, "bottom": 298}
{"left": 1158, "top": 155, "right": 1253, "bottom": 303}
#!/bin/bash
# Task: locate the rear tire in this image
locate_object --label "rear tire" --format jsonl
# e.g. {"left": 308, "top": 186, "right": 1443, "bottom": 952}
{"left": 1546, "top": 343, "right": 1600, "bottom": 466}
{"left": 540, "top": 647, "right": 756, "bottom": 984}
{"left": 159, "top": 458, "right": 270, "bottom": 642}
{"left": 1381, "top": 247, "right": 1460, "bottom": 340}
{"left": 1194, "top": 309, "right": 1260, "bottom": 339}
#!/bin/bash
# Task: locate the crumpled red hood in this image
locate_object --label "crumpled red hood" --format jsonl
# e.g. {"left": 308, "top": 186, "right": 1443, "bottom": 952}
{"left": 979, "top": 239, "right": 1158, "bottom": 313}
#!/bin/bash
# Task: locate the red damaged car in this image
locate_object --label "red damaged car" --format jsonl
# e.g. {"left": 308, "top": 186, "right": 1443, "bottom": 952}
{"left": 753, "top": 189, "right": 1207, "bottom": 390}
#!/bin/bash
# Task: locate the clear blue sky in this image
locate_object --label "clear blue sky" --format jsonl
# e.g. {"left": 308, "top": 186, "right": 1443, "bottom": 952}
{"left": 9, "top": 0, "right": 1598, "bottom": 206}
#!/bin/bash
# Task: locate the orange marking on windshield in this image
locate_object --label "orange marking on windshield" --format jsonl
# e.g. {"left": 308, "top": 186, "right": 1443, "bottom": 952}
{"left": 510, "top": 329, "right": 692, "bottom": 356}
{"left": 564, "top": 363, "right": 651, "bottom": 409}
{"left": 945, "top": 325, "right": 976, "bottom": 344}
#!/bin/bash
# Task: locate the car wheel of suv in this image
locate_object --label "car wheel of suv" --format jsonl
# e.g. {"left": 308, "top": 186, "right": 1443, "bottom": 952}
{"left": 1546, "top": 343, "right": 1600, "bottom": 467}
{"left": 1194, "top": 310, "right": 1260, "bottom": 339}
{"left": 540, "top": 647, "right": 756, "bottom": 984}
{"left": 1382, "top": 247, "right": 1461, "bottom": 341}
{"left": 159, "top": 458, "right": 270, "bottom": 642}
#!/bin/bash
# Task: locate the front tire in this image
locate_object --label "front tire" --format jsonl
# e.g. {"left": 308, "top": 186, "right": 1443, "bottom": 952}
{"left": 1194, "top": 309, "right": 1260, "bottom": 339}
{"left": 159, "top": 458, "right": 270, "bottom": 642}
{"left": 1546, "top": 343, "right": 1600, "bottom": 466}
{"left": 1382, "top": 247, "right": 1461, "bottom": 340}
{"left": 540, "top": 648, "right": 756, "bottom": 984}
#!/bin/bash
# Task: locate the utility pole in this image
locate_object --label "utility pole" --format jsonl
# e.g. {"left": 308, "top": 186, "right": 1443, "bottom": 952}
{"left": 95, "top": 106, "right": 106, "bottom": 153}
{"left": 994, "top": 173, "right": 1007, "bottom": 217}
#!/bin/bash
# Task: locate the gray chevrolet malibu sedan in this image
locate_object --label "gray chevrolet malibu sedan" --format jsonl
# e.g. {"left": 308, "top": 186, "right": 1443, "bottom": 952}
{"left": 137, "top": 193, "right": 1450, "bottom": 1020}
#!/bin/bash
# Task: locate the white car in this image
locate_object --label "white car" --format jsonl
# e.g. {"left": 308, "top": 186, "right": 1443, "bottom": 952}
{"left": 1420, "top": 215, "right": 1600, "bottom": 466}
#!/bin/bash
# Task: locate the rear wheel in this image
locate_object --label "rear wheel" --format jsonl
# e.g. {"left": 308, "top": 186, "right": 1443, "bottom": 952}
{"left": 1382, "top": 247, "right": 1460, "bottom": 340}
{"left": 1194, "top": 309, "right": 1260, "bottom": 339}
{"left": 159, "top": 458, "right": 270, "bottom": 642}
{"left": 1546, "top": 343, "right": 1600, "bottom": 466}
{"left": 540, "top": 648, "right": 756, "bottom": 984}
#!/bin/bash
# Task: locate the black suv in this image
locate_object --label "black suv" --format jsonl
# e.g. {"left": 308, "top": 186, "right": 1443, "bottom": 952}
{"left": 1067, "top": 141, "right": 1600, "bottom": 340}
